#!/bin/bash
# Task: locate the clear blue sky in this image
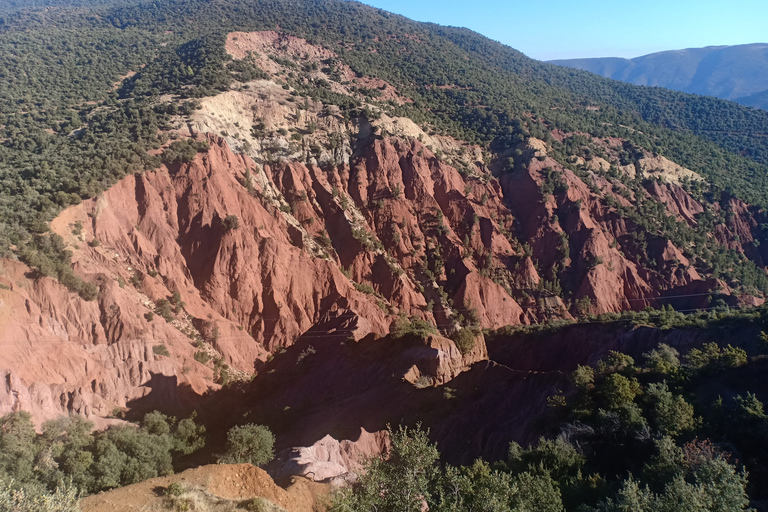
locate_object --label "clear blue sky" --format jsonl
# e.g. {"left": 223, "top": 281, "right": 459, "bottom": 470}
{"left": 358, "top": 0, "right": 768, "bottom": 60}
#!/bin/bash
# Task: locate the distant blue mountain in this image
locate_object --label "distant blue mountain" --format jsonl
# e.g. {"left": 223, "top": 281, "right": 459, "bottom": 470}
{"left": 550, "top": 43, "right": 768, "bottom": 111}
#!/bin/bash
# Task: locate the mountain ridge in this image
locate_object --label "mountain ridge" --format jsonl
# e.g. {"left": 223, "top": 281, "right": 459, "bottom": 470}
{"left": 550, "top": 43, "right": 768, "bottom": 111}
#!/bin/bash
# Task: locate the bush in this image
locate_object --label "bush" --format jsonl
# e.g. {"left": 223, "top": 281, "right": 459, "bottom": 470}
{"left": 686, "top": 343, "right": 748, "bottom": 373}
{"left": 194, "top": 351, "right": 210, "bottom": 365}
{"left": 353, "top": 282, "right": 376, "bottom": 295}
{"left": 19, "top": 234, "right": 99, "bottom": 301}
{"left": 391, "top": 316, "right": 438, "bottom": 341}
{"left": 451, "top": 328, "right": 477, "bottom": 355}
{"left": 245, "top": 497, "right": 287, "bottom": 512}
{"left": 0, "top": 479, "right": 80, "bottom": 512}
{"left": 220, "top": 424, "right": 274, "bottom": 466}
{"left": 169, "top": 290, "right": 185, "bottom": 313}
{"left": 153, "top": 345, "right": 170, "bottom": 357}
{"left": 164, "top": 482, "right": 184, "bottom": 497}
{"left": 155, "top": 299, "right": 175, "bottom": 322}
{"left": 0, "top": 410, "right": 204, "bottom": 496}
{"left": 223, "top": 215, "right": 240, "bottom": 231}
{"left": 643, "top": 344, "right": 680, "bottom": 374}
{"left": 161, "top": 139, "right": 209, "bottom": 164}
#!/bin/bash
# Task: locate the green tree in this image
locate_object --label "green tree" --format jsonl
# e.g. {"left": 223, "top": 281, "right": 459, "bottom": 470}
{"left": 0, "top": 412, "right": 38, "bottom": 483}
{"left": 435, "top": 460, "right": 514, "bottom": 512}
{"left": 601, "top": 373, "right": 641, "bottom": 409}
{"left": 510, "top": 471, "right": 563, "bottom": 512}
{"left": 643, "top": 344, "right": 680, "bottom": 374}
{"left": 596, "top": 457, "right": 750, "bottom": 512}
{"left": 645, "top": 382, "right": 695, "bottom": 436}
{"left": 506, "top": 437, "right": 584, "bottom": 482}
{"left": 91, "top": 439, "right": 126, "bottom": 491}
{"left": 220, "top": 424, "right": 275, "bottom": 466}
{"left": 598, "top": 351, "right": 636, "bottom": 375}
{"left": 329, "top": 424, "right": 439, "bottom": 512}
{"left": 450, "top": 328, "right": 477, "bottom": 356}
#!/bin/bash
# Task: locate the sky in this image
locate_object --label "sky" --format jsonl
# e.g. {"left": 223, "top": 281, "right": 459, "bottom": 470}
{"left": 358, "top": 0, "right": 768, "bottom": 61}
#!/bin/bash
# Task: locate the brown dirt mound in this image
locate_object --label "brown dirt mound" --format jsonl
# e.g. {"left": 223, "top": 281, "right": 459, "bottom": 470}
{"left": 80, "top": 463, "right": 329, "bottom": 512}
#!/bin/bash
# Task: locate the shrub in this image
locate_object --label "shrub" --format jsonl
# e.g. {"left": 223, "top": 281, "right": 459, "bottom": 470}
{"left": 643, "top": 344, "right": 680, "bottom": 374}
{"left": 451, "top": 328, "right": 477, "bottom": 355}
{"left": 19, "top": 234, "right": 99, "bottom": 301}
{"left": 0, "top": 479, "right": 80, "bottom": 512}
{"left": 153, "top": 345, "right": 170, "bottom": 357}
{"left": 220, "top": 424, "right": 274, "bottom": 466}
{"left": 354, "top": 282, "right": 376, "bottom": 295}
{"left": 391, "top": 316, "right": 438, "bottom": 341}
{"left": 194, "top": 351, "right": 210, "bottom": 365}
{"left": 245, "top": 497, "right": 287, "bottom": 512}
{"left": 169, "top": 290, "right": 185, "bottom": 313}
{"left": 161, "top": 139, "right": 209, "bottom": 164}
{"left": 224, "top": 215, "right": 240, "bottom": 231}
{"left": 597, "top": 351, "right": 636, "bottom": 375}
{"left": 164, "top": 482, "right": 184, "bottom": 497}
{"left": 686, "top": 343, "right": 748, "bottom": 373}
{"left": 129, "top": 273, "right": 142, "bottom": 287}
{"left": 155, "top": 299, "right": 174, "bottom": 322}
{"left": 0, "top": 410, "right": 204, "bottom": 495}
{"left": 413, "top": 375, "right": 432, "bottom": 389}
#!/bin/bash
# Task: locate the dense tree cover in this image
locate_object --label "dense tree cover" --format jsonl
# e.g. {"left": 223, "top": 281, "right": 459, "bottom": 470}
{"left": 545, "top": 341, "right": 767, "bottom": 509}
{"left": 2, "top": 0, "right": 768, "bottom": 270}
{"left": 0, "top": 410, "right": 205, "bottom": 500}
{"left": 0, "top": 28, "right": 166, "bottom": 115}
{"left": 120, "top": 35, "right": 266, "bottom": 100}
{"left": 0, "top": 99, "right": 171, "bottom": 256}
{"left": 333, "top": 336, "right": 766, "bottom": 511}
{"left": 330, "top": 419, "right": 751, "bottom": 511}
{"left": 0, "top": 0, "right": 131, "bottom": 12}
{"left": 84, "top": 0, "right": 768, "bottom": 202}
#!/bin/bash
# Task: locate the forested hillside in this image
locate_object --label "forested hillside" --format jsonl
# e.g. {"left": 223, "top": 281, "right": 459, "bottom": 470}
{"left": 4, "top": 0, "right": 768, "bottom": 253}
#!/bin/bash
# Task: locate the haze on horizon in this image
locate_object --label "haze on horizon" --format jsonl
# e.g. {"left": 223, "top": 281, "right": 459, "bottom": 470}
{"left": 359, "top": 0, "right": 768, "bottom": 61}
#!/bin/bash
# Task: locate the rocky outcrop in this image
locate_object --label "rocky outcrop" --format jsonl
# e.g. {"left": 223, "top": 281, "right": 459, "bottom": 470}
{"left": 401, "top": 333, "right": 488, "bottom": 386}
{"left": 271, "top": 428, "right": 390, "bottom": 484}
{"left": 0, "top": 259, "right": 208, "bottom": 426}
{"left": 644, "top": 180, "right": 705, "bottom": 225}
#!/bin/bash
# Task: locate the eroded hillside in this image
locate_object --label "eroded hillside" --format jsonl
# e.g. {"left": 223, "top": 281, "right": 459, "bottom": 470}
{"left": 1, "top": 32, "right": 768, "bottom": 431}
